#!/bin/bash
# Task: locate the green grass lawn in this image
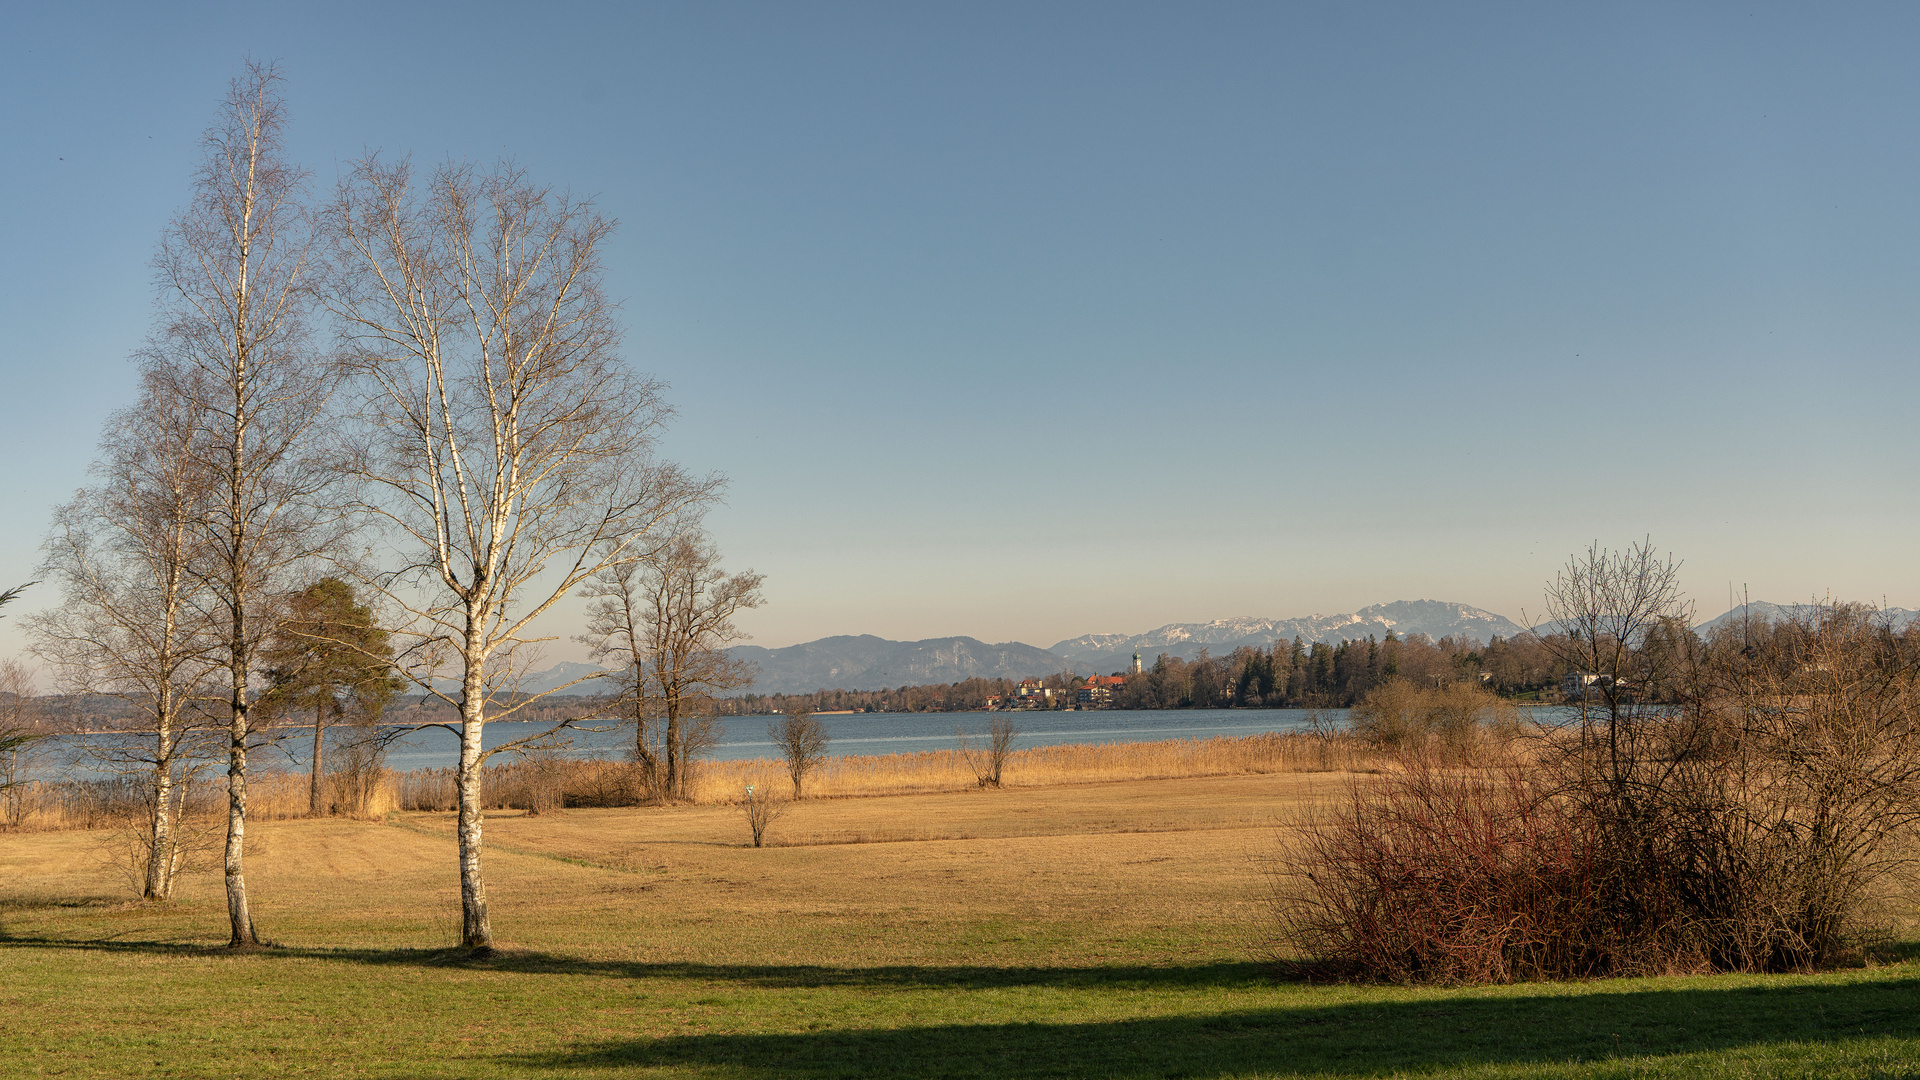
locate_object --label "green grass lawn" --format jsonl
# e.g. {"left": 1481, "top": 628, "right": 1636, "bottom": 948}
{"left": 3, "top": 777, "right": 1917, "bottom": 1078}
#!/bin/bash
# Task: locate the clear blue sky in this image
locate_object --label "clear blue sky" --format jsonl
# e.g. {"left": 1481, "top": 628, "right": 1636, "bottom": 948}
{"left": 4, "top": 2, "right": 1918, "bottom": 666}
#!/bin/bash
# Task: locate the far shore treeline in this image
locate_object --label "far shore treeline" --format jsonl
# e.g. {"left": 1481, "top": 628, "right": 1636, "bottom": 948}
{"left": 729, "top": 629, "right": 1565, "bottom": 715}
{"left": 22, "top": 630, "right": 1556, "bottom": 730}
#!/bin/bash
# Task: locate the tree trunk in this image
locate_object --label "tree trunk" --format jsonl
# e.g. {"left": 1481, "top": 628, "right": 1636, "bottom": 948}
{"left": 664, "top": 696, "right": 681, "bottom": 800}
{"left": 630, "top": 683, "right": 658, "bottom": 795}
{"left": 147, "top": 750, "right": 173, "bottom": 902}
{"left": 456, "top": 633, "right": 492, "bottom": 952}
{"left": 310, "top": 701, "right": 326, "bottom": 816}
{"left": 223, "top": 685, "right": 257, "bottom": 946}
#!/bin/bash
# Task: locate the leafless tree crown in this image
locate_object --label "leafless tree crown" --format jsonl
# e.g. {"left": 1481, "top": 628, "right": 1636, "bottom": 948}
{"left": 326, "top": 155, "right": 713, "bottom": 949}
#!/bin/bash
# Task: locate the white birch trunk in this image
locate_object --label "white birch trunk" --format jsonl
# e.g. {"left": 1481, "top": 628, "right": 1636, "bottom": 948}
{"left": 456, "top": 624, "right": 492, "bottom": 951}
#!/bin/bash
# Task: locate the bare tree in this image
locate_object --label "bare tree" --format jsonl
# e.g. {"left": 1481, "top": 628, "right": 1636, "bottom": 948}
{"left": 769, "top": 706, "right": 828, "bottom": 798}
{"left": 576, "top": 549, "right": 677, "bottom": 798}
{"left": 579, "top": 528, "right": 760, "bottom": 803}
{"left": 30, "top": 376, "right": 226, "bottom": 899}
{"left": 326, "top": 156, "right": 708, "bottom": 951}
{"left": 0, "top": 589, "right": 40, "bottom": 813}
{"left": 636, "top": 531, "right": 763, "bottom": 800}
{"left": 141, "top": 62, "right": 334, "bottom": 945}
{"left": 0, "top": 660, "right": 49, "bottom": 828}
{"left": 1532, "top": 539, "right": 1696, "bottom": 785}
{"left": 959, "top": 715, "right": 1017, "bottom": 788}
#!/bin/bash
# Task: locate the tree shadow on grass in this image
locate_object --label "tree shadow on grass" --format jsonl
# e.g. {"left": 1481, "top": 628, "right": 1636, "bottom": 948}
{"left": 6, "top": 931, "right": 1919, "bottom": 1076}
{"left": 494, "top": 978, "right": 1920, "bottom": 1079}
{"left": 0, "top": 928, "right": 1267, "bottom": 989}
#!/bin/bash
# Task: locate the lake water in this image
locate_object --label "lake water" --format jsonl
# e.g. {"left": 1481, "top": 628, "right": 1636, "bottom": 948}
{"left": 45, "top": 708, "right": 1343, "bottom": 779}
{"left": 368, "top": 707, "right": 1346, "bottom": 772}
{"left": 49, "top": 704, "right": 1583, "bottom": 778}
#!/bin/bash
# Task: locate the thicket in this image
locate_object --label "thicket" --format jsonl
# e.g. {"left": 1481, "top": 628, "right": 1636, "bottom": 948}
{"left": 1279, "top": 547, "right": 1920, "bottom": 983}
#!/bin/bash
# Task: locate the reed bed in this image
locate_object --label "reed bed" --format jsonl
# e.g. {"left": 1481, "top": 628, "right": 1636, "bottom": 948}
{"left": 9, "top": 731, "right": 1382, "bottom": 829}
{"left": 1, "top": 770, "right": 395, "bottom": 833}
{"left": 688, "top": 730, "right": 1382, "bottom": 802}
{"left": 432, "top": 730, "right": 1383, "bottom": 810}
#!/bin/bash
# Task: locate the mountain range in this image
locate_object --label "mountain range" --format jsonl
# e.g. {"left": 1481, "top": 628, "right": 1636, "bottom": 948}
{"left": 725, "top": 636, "right": 1065, "bottom": 697}
{"left": 529, "top": 599, "right": 1528, "bottom": 696}
{"left": 518, "top": 599, "right": 1911, "bottom": 697}
{"left": 1047, "top": 600, "right": 1527, "bottom": 677}
{"left": 1694, "top": 601, "right": 1919, "bottom": 633}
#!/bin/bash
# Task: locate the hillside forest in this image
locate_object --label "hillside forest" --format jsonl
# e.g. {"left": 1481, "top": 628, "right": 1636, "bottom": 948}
{"left": 727, "top": 630, "right": 1571, "bottom": 715}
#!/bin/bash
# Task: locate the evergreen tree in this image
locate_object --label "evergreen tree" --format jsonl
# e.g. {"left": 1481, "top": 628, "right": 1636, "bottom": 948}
{"left": 259, "top": 578, "right": 402, "bottom": 816}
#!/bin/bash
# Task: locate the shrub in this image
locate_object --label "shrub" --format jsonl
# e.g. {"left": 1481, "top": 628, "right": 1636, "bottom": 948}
{"left": 740, "top": 783, "right": 785, "bottom": 847}
{"left": 1281, "top": 601, "right": 1920, "bottom": 982}
{"left": 1348, "top": 679, "right": 1521, "bottom": 761}
{"left": 1277, "top": 752, "right": 1608, "bottom": 983}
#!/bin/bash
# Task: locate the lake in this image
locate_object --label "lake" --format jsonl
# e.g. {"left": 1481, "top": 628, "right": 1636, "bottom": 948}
{"left": 47, "top": 704, "right": 1583, "bottom": 778}
{"left": 368, "top": 707, "right": 1348, "bottom": 773}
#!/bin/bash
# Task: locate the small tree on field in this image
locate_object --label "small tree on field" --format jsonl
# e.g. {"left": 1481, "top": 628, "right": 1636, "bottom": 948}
{"left": 959, "top": 715, "right": 1016, "bottom": 788}
{"left": 633, "top": 531, "right": 762, "bottom": 800}
{"left": 770, "top": 707, "right": 828, "bottom": 798}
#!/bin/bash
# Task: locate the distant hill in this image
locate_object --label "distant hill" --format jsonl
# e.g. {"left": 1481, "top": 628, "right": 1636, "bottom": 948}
{"left": 514, "top": 661, "right": 616, "bottom": 696}
{"left": 720, "top": 600, "right": 1525, "bottom": 693}
{"left": 727, "top": 635, "right": 1065, "bottom": 696}
{"left": 428, "top": 660, "right": 616, "bottom": 697}
{"left": 1051, "top": 600, "right": 1527, "bottom": 675}
{"left": 1695, "top": 602, "right": 1920, "bottom": 634}
{"left": 495, "top": 600, "right": 1920, "bottom": 700}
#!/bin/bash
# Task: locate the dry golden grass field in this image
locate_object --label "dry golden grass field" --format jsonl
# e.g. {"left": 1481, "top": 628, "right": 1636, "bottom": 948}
{"left": 3, "top": 772, "right": 1329, "bottom": 966}
{"left": 4, "top": 765, "right": 1919, "bottom": 1078}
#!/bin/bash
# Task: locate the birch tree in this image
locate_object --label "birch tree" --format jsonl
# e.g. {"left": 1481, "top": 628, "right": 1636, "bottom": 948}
{"left": 30, "top": 375, "right": 225, "bottom": 900}
{"left": 144, "top": 62, "right": 333, "bottom": 946}
{"left": 326, "top": 156, "right": 710, "bottom": 951}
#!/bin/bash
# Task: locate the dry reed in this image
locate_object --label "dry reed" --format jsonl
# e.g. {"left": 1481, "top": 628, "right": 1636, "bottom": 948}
{"left": 16, "top": 731, "right": 1382, "bottom": 827}
{"left": 4, "top": 769, "right": 396, "bottom": 833}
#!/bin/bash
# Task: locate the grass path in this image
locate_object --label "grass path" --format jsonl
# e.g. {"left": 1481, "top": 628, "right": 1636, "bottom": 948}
{"left": 3, "top": 773, "right": 1917, "bottom": 1078}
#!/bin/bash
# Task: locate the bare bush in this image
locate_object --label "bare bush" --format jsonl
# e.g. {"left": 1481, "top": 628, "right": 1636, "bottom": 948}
{"left": 1348, "top": 679, "right": 1521, "bottom": 761}
{"left": 100, "top": 771, "right": 223, "bottom": 900}
{"left": 519, "top": 744, "right": 569, "bottom": 816}
{"left": 740, "top": 783, "right": 786, "bottom": 847}
{"left": 327, "top": 720, "right": 392, "bottom": 818}
{"left": 1282, "top": 547, "right": 1920, "bottom": 982}
{"left": 1277, "top": 752, "right": 1604, "bottom": 983}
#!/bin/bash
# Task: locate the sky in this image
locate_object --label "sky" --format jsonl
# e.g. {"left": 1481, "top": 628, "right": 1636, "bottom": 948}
{"left": 4, "top": 2, "right": 1920, "bottom": 670}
